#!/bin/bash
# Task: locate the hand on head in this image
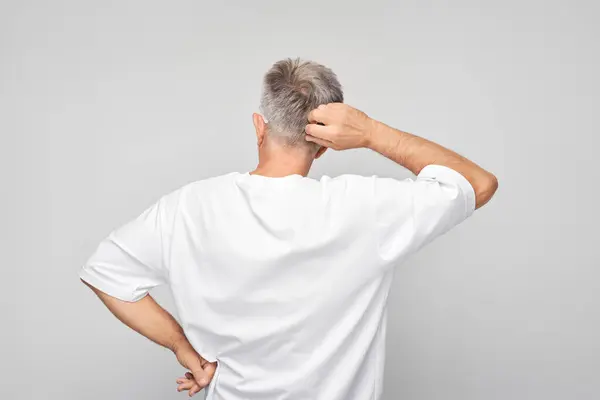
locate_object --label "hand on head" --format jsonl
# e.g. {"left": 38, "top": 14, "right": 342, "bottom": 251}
{"left": 305, "top": 103, "right": 375, "bottom": 151}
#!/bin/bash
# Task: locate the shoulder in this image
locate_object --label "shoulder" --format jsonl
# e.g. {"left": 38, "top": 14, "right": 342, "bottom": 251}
{"left": 318, "top": 173, "right": 377, "bottom": 186}
{"left": 169, "top": 171, "right": 246, "bottom": 207}
{"left": 151, "top": 172, "right": 240, "bottom": 213}
{"left": 170, "top": 172, "right": 240, "bottom": 195}
{"left": 318, "top": 173, "right": 406, "bottom": 193}
{"left": 314, "top": 174, "right": 381, "bottom": 205}
{"left": 318, "top": 174, "right": 418, "bottom": 211}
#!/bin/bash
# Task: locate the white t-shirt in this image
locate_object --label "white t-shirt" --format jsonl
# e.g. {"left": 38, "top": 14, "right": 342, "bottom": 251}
{"left": 79, "top": 164, "right": 475, "bottom": 400}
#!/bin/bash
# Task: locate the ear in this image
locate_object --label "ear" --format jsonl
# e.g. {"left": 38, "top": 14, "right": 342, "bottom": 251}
{"left": 314, "top": 146, "right": 328, "bottom": 159}
{"left": 252, "top": 113, "right": 267, "bottom": 147}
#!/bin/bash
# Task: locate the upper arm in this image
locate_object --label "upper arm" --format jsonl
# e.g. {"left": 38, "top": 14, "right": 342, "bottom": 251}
{"left": 79, "top": 189, "right": 182, "bottom": 302}
{"left": 373, "top": 165, "right": 476, "bottom": 264}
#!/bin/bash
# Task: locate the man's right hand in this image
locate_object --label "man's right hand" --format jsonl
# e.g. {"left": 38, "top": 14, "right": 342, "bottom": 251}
{"left": 305, "top": 102, "right": 498, "bottom": 209}
{"left": 305, "top": 103, "right": 375, "bottom": 150}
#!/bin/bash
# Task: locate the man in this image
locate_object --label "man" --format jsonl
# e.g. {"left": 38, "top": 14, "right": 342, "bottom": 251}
{"left": 80, "top": 58, "right": 498, "bottom": 399}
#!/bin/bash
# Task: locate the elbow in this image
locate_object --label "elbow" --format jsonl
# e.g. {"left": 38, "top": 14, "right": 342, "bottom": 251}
{"left": 474, "top": 172, "right": 498, "bottom": 209}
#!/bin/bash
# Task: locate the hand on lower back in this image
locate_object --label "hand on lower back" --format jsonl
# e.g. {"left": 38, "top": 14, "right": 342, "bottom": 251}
{"left": 174, "top": 341, "right": 217, "bottom": 396}
{"left": 305, "top": 103, "right": 374, "bottom": 150}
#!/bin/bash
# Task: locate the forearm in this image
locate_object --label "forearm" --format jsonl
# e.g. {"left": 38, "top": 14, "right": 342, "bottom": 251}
{"left": 82, "top": 279, "right": 188, "bottom": 352}
{"left": 366, "top": 120, "right": 498, "bottom": 208}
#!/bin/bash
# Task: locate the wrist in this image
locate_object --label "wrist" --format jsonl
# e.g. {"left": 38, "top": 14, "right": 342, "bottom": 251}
{"left": 360, "top": 117, "right": 375, "bottom": 149}
{"left": 362, "top": 118, "right": 385, "bottom": 150}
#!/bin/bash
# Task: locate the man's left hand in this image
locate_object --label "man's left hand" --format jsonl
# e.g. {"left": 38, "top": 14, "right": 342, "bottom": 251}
{"left": 173, "top": 340, "right": 217, "bottom": 396}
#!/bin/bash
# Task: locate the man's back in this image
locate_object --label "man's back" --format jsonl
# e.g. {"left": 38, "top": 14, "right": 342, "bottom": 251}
{"left": 81, "top": 166, "right": 475, "bottom": 399}
{"left": 80, "top": 59, "right": 497, "bottom": 398}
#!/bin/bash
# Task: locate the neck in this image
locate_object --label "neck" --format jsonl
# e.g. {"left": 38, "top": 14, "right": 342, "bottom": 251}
{"left": 251, "top": 147, "right": 314, "bottom": 178}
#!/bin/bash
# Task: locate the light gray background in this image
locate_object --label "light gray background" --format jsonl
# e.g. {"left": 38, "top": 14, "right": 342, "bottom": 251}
{"left": 2, "top": 0, "right": 599, "bottom": 399}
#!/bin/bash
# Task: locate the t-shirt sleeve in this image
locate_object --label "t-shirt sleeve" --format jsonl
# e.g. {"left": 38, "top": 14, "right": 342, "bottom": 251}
{"left": 374, "top": 164, "right": 476, "bottom": 264}
{"left": 79, "top": 190, "right": 181, "bottom": 302}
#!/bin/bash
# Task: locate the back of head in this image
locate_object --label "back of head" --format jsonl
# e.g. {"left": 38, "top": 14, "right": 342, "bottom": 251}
{"left": 259, "top": 58, "right": 344, "bottom": 151}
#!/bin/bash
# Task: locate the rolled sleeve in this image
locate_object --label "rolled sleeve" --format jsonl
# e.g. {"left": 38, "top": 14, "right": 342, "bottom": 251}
{"left": 79, "top": 190, "right": 181, "bottom": 302}
{"left": 79, "top": 227, "right": 167, "bottom": 302}
{"left": 374, "top": 164, "right": 476, "bottom": 264}
{"left": 79, "top": 262, "right": 144, "bottom": 302}
{"left": 417, "top": 165, "right": 476, "bottom": 219}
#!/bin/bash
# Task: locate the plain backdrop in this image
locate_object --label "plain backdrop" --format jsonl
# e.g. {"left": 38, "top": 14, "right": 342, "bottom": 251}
{"left": 2, "top": 0, "right": 599, "bottom": 399}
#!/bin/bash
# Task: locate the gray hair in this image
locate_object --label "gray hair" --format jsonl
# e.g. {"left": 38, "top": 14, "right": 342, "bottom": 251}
{"left": 259, "top": 58, "right": 343, "bottom": 150}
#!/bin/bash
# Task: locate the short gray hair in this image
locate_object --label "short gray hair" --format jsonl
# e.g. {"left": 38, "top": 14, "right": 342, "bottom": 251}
{"left": 259, "top": 58, "right": 343, "bottom": 149}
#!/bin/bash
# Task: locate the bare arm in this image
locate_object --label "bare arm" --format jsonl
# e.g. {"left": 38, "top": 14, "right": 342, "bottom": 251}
{"left": 81, "top": 279, "right": 216, "bottom": 396}
{"left": 305, "top": 103, "right": 498, "bottom": 209}
{"left": 366, "top": 120, "right": 498, "bottom": 208}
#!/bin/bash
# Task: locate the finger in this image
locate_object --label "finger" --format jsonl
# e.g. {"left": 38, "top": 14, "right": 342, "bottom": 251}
{"left": 305, "top": 123, "right": 335, "bottom": 140}
{"left": 190, "top": 368, "right": 210, "bottom": 389}
{"left": 185, "top": 372, "right": 194, "bottom": 379}
{"left": 176, "top": 377, "right": 190, "bottom": 384}
{"left": 305, "top": 134, "right": 335, "bottom": 149}
{"left": 187, "top": 361, "right": 216, "bottom": 395}
{"left": 177, "top": 380, "right": 194, "bottom": 391}
{"left": 307, "top": 105, "right": 333, "bottom": 125}
{"left": 189, "top": 383, "right": 201, "bottom": 396}
{"left": 182, "top": 354, "right": 211, "bottom": 388}
{"left": 200, "top": 359, "right": 217, "bottom": 382}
